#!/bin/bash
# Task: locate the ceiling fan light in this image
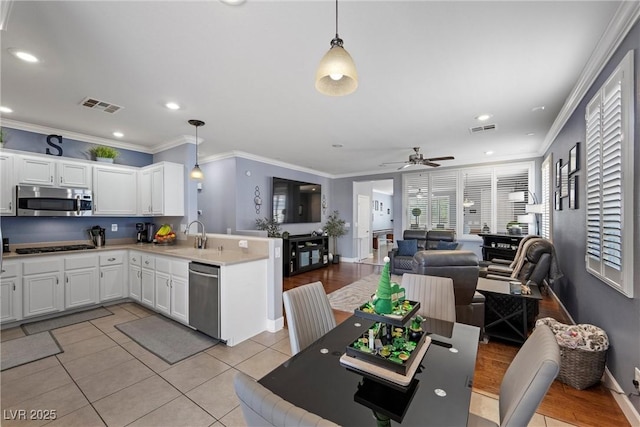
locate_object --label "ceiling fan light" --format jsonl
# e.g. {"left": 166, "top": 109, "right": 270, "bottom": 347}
{"left": 315, "top": 45, "right": 358, "bottom": 96}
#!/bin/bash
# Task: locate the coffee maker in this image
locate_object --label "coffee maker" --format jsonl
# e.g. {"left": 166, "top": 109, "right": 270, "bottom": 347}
{"left": 136, "top": 223, "right": 145, "bottom": 243}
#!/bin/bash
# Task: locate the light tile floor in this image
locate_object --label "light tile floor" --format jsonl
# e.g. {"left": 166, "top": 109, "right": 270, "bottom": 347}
{"left": 0, "top": 302, "right": 576, "bottom": 426}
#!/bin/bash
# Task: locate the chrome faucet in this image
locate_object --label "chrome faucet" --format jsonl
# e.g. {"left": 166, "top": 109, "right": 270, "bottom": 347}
{"left": 185, "top": 220, "right": 207, "bottom": 249}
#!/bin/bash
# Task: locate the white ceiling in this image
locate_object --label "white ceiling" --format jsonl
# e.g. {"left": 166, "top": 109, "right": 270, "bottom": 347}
{"left": 0, "top": 1, "right": 628, "bottom": 177}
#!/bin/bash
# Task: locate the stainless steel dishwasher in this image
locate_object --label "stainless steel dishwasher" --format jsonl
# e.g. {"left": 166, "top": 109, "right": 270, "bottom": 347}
{"left": 188, "top": 262, "right": 220, "bottom": 339}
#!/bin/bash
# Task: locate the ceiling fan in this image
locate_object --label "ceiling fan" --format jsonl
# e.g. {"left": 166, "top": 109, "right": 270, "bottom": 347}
{"left": 383, "top": 147, "right": 455, "bottom": 170}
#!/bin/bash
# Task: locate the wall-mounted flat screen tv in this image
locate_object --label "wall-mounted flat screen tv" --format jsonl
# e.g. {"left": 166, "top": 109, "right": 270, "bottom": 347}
{"left": 272, "top": 177, "right": 322, "bottom": 224}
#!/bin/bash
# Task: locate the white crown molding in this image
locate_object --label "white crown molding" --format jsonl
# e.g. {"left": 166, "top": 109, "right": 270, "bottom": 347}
{"left": 151, "top": 135, "right": 194, "bottom": 153}
{"left": 1, "top": 119, "right": 154, "bottom": 154}
{"left": 541, "top": 1, "right": 640, "bottom": 154}
{"left": 200, "top": 150, "right": 334, "bottom": 179}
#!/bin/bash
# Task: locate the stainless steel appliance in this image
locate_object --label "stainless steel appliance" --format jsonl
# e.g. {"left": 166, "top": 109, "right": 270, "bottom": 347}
{"left": 15, "top": 244, "right": 96, "bottom": 255}
{"left": 17, "top": 185, "right": 92, "bottom": 216}
{"left": 136, "top": 223, "right": 145, "bottom": 243}
{"left": 189, "top": 262, "right": 220, "bottom": 339}
{"left": 88, "top": 226, "right": 106, "bottom": 247}
{"left": 145, "top": 222, "right": 156, "bottom": 243}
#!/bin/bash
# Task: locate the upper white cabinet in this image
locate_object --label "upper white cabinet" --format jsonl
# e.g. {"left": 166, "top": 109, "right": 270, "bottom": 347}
{"left": 16, "top": 155, "right": 91, "bottom": 189}
{"left": 93, "top": 165, "right": 138, "bottom": 215}
{"left": 139, "top": 162, "right": 184, "bottom": 216}
{"left": 0, "top": 153, "right": 15, "bottom": 215}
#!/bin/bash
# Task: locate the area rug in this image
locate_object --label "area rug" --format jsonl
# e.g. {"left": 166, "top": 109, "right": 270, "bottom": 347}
{"left": 22, "top": 307, "right": 113, "bottom": 335}
{"left": 328, "top": 273, "right": 402, "bottom": 313}
{"left": 1, "top": 332, "right": 62, "bottom": 371}
{"left": 115, "top": 315, "right": 218, "bottom": 364}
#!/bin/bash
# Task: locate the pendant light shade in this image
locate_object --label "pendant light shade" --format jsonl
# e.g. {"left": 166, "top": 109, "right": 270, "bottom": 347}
{"left": 315, "top": 0, "right": 358, "bottom": 96}
{"left": 188, "top": 119, "right": 205, "bottom": 180}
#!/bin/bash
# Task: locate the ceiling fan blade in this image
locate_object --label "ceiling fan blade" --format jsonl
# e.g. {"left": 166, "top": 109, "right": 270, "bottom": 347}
{"left": 425, "top": 156, "right": 454, "bottom": 161}
{"left": 398, "top": 164, "right": 414, "bottom": 170}
{"left": 381, "top": 161, "right": 409, "bottom": 165}
{"left": 423, "top": 161, "right": 441, "bottom": 167}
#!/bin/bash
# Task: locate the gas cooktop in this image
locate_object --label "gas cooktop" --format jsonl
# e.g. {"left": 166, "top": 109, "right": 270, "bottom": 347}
{"left": 15, "top": 244, "right": 96, "bottom": 255}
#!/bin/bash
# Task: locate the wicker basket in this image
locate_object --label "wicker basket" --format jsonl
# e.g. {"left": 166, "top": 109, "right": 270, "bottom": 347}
{"left": 558, "top": 345, "right": 607, "bottom": 390}
{"left": 536, "top": 317, "right": 608, "bottom": 390}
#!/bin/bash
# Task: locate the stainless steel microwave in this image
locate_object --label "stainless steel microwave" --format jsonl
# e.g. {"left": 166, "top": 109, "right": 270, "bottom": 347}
{"left": 16, "top": 185, "right": 93, "bottom": 216}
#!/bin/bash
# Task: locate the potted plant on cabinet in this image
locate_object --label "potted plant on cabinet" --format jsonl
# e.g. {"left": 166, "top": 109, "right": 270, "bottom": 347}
{"left": 323, "top": 210, "right": 347, "bottom": 264}
{"left": 89, "top": 145, "right": 119, "bottom": 163}
{"left": 255, "top": 217, "right": 282, "bottom": 238}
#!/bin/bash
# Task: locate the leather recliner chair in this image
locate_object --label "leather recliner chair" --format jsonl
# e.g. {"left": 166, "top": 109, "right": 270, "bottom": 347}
{"left": 412, "top": 250, "right": 485, "bottom": 332}
{"left": 388, "top": 229, "right": 458, "bottom": 275}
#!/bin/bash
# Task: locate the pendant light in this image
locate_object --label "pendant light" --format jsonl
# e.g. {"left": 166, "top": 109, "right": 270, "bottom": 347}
{"left": 315, "top": 0, "right": 358, "bottom": 96}
{"left": 188, "top": 119, "right": 205, "bottom": 180}
{"left": 463, "top": 174, "right": 475, "bottom": 208}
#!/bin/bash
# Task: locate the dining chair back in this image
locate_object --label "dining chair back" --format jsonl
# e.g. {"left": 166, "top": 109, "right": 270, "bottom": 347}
{"left": 401, "top": 273, "right": 456, "bottom": 322}
{"left": 283, "top": 281, "right": 337, "bottom": 355}
{"left": 467, "top": 324, "right": 560, "bottom": 427}
{"left": 234, "top": 371, "right": 339, "bottom": 427}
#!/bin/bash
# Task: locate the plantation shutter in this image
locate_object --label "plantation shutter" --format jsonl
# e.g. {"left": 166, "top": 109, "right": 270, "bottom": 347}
{"left": 584, "top": 50, "right": 634, "bottom": 297}
{"left": 495, "top": 166, "right": 530, "bottom": 234}
{"left": 540, "top": 155, "right": 552, "bottom": 239}
{"left": 463, "top": 168, "right": 492, "bottom": 235}
{"left": 430, "top": 171, "right": 457, "bottom": 231}
{"left": 404, "top": 173, "right": 429, "bottom": 229}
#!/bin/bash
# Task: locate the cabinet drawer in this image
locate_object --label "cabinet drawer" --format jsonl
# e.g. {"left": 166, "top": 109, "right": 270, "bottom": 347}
{"left": 155, "top": 256, "right": 170, "bottom": 274}
{"left": 129, "top": 252, "right": 142, "bottom": 266}
{"left": 23, "top": 258, "right": 61, "bottom": 275}
{"left": 100, "top": 253, "right": 124, "bottom": 266}
{"left": 171, "top": 260, "right": 189, "bottom": 278}
{"left": 65, "top": 255, "right": 98, "bottom": 270}
{"left": 1, "top": 262, "right": 19, "bottom": 278}
{"left": 141, "top": 255, "right": 155, "bottom": 269}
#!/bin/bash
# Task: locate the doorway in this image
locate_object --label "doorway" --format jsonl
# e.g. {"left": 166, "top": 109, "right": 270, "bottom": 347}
{"left": 353, "top": 179, "right": 394, "bottom": 265}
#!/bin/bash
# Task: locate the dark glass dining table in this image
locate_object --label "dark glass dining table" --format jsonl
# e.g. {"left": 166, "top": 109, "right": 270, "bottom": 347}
{"left": 259, "top": 316, "right": 480, "bottom": 426}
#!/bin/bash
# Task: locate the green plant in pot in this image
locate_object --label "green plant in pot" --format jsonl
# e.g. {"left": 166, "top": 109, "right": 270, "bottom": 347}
{"left": 89, "top": 145, "right": 119, "bottom": 162}
{"left": 323, "top": 210, "right": 347, "bottom": 264}
{"left": 255, "top": 217, "right": 282, "bottom": 238}
{"left": 411, "top": 207, "right": 422, "bottom": 227}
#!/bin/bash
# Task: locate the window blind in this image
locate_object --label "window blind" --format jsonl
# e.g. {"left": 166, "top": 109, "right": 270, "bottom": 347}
{"left": 584, "top": 50, "right": 634, "bottom": 297}
{"left": 540, "top": 155, "right": 552, "bottom": 239}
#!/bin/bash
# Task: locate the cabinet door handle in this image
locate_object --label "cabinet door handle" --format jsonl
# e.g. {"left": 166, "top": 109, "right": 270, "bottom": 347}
{"left": 56, "top": 277, "right": 59, "bottom": 284}
{"left": 66, "top": 276, "right": 69, "bottom": 283}
{"left": 132, "top": 257, "right": 137, "bottom": 262}
{"left": 60, "top": 176, "right": 63, "bottom": 183}
{"left": 8, "top": 201, "right": 11, "bottom": 210}
{"left": 108, "top": 257, "right": 116, "bottom": 262}
{"left": 166, "top": 279, "right": 170, "bottom": 287}
{"left": 100, "top": 272, "right": 103, "bottom": 278}
{"left": 50, "top": 175, "right": 53, "bottom": 182}
{"left": 13, "top": 284, "right": 16, "bottom": 291}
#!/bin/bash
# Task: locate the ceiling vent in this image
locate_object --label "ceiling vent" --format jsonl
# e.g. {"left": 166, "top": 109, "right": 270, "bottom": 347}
{"left": 470, "top": 123, "right": 497, "bottom": 134}
{"left": 80, "top": 97, "right": 123, "bottom": 114}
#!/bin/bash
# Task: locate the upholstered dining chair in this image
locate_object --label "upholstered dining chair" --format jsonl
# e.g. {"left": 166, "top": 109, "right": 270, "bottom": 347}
{"left": 401, "top": 273, "right": 456, "bottom": 322}
{"left": 467, "top": 324, "right": 560, "bottom": 427}
{"left": 234, "top": 371, "right": 339, "bottom": 427}
{"left": 283, "top": 281, "right": 337, "bottom": 355}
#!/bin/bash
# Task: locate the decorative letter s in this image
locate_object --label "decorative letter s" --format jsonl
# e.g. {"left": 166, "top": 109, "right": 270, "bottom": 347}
{"left": 46, "top": 134, "right": 63, "bottom": 156}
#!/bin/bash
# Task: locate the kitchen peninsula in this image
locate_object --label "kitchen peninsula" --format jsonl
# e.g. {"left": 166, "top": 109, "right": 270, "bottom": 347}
{"left": 1, "top": 233, "right": 283, "bottom": 347}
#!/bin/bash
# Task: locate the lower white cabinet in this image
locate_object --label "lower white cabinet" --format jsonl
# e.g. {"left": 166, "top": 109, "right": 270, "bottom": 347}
{"left": 22, "top": 258, "right": 64, "bottom": 318}
{"left": 64, "top": 255, "right": 98, "bottom": 309}
{"left": 99, "top": 252, "right": 126, "bottom": 302}
{"left": 154, "top": 256, "right": 189, "bottom": 324}
{"left": 141, "top": 254, "right": 155, "bottom": 308}
{"left": 128, "top": 252, "right": 142, "bottom": 301}
{"left": 1, "top": 262, "right": 22, "bottom": 323}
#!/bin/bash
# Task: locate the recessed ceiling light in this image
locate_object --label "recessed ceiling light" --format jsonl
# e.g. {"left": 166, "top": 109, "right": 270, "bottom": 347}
{"left": 165, "top": 102, "right": 181, "bottom": 110}
{"left": 219, "top": 0, "right": 246, "bottom": 5}
{"left": 332, "top": 144, "right": 343, "bottom": 148}
{"left": 526, "top": 132, "right": 535, "bottom": 136}
{"left": 532, "top": 106, "right": 545, "bottom": 112}
{"left": 0, "top": 106, "right": 13, "bottom": 113}
{"left": 475, "top": 113, "right": 493, "bottom": 121}
{"left": 485, "top": 151, "right": 494, "bottom": 155}
{"left": 9, "top": 49, "right": 39, "bottom": 63}
{"left": 113, "top": 131, "right": 124, "bottom": 138}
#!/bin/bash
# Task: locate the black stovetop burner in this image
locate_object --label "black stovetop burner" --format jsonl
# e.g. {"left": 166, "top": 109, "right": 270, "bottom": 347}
{"left": 16, "top": 244, "right": 96, "bottom": 255}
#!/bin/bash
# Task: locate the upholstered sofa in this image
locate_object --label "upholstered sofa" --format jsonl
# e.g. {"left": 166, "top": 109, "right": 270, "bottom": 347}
{"left": 412, "top": 250, "right": 485, "bottom": 332}
{"left": 388, "top": 229, "right": 458, "bottom": 275}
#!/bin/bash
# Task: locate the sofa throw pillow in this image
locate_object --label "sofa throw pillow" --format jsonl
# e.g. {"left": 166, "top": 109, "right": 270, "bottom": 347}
{"left": 436, "top": 240, "right": 458, "bottom": 250}
{"left": 397, "top": 239, "right": 418, "bottom": 256}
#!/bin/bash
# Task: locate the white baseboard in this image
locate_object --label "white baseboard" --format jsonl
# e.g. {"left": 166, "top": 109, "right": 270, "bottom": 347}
{"left": 603, "top": 367, "right": 640, "bottom": 426}
{"left": 266, "top": 316, "right": 284, "bottom": 333}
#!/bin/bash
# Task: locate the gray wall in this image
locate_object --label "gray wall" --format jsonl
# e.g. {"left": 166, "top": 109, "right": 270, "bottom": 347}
{"left": 372, "top": 191, "right": 393, "bottom": 231}
{"left": 544, "top": 20, "right": 639, "bottom": 406}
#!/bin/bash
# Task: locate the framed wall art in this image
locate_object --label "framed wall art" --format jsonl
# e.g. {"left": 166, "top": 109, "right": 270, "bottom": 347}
{"left": 569, "top": 176, "right": 578, "bottom": 209}
{"left": 555, "top": 159, "right": 562, "bottom": 188}
{"left": 569, "top": 142, "right": 580, "bottom": 174}
{"left": 560, "top": 163, "right": 569, "bottom": 198}
{"left": 555, "top": 191, "right": 562, "bottom": 211}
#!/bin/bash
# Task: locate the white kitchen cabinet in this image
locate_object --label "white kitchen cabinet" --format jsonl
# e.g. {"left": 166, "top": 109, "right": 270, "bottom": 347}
{"left": 98, "top": 252, "right": 126, "bottom": 302}
{"left": 58, "top": 160, "right": 91, "bottom": 188}
{"left": 170, "top": 275, "right": 189, "bottom": 324}
{"left": 17, "top": 155, "right": 56, "bottom": 186}
{"left": 0, "top": 153, "right": 15, "bottom": 215}
{"left": 1, "top": 262, "right": 22, "bottom": 323}
{"left": 93, "top": 166, "right": 137, "bottom": 215}
{"left": 141, "top": 268, "right": 155, "bottom": 307}
{"left": 139, "top": 162, "right": 184, "bottom": 216}
{"left": 64, "top": 255, "right": 98, "bottom": 309}
{"left": 22, "top": 258, "right": 64, "bottom": 318}
{"left": 128, "top": 252, "right": 142, "bottom": 301}
{"left": 154, "top": 271, "right": 171, "bottom": 316}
